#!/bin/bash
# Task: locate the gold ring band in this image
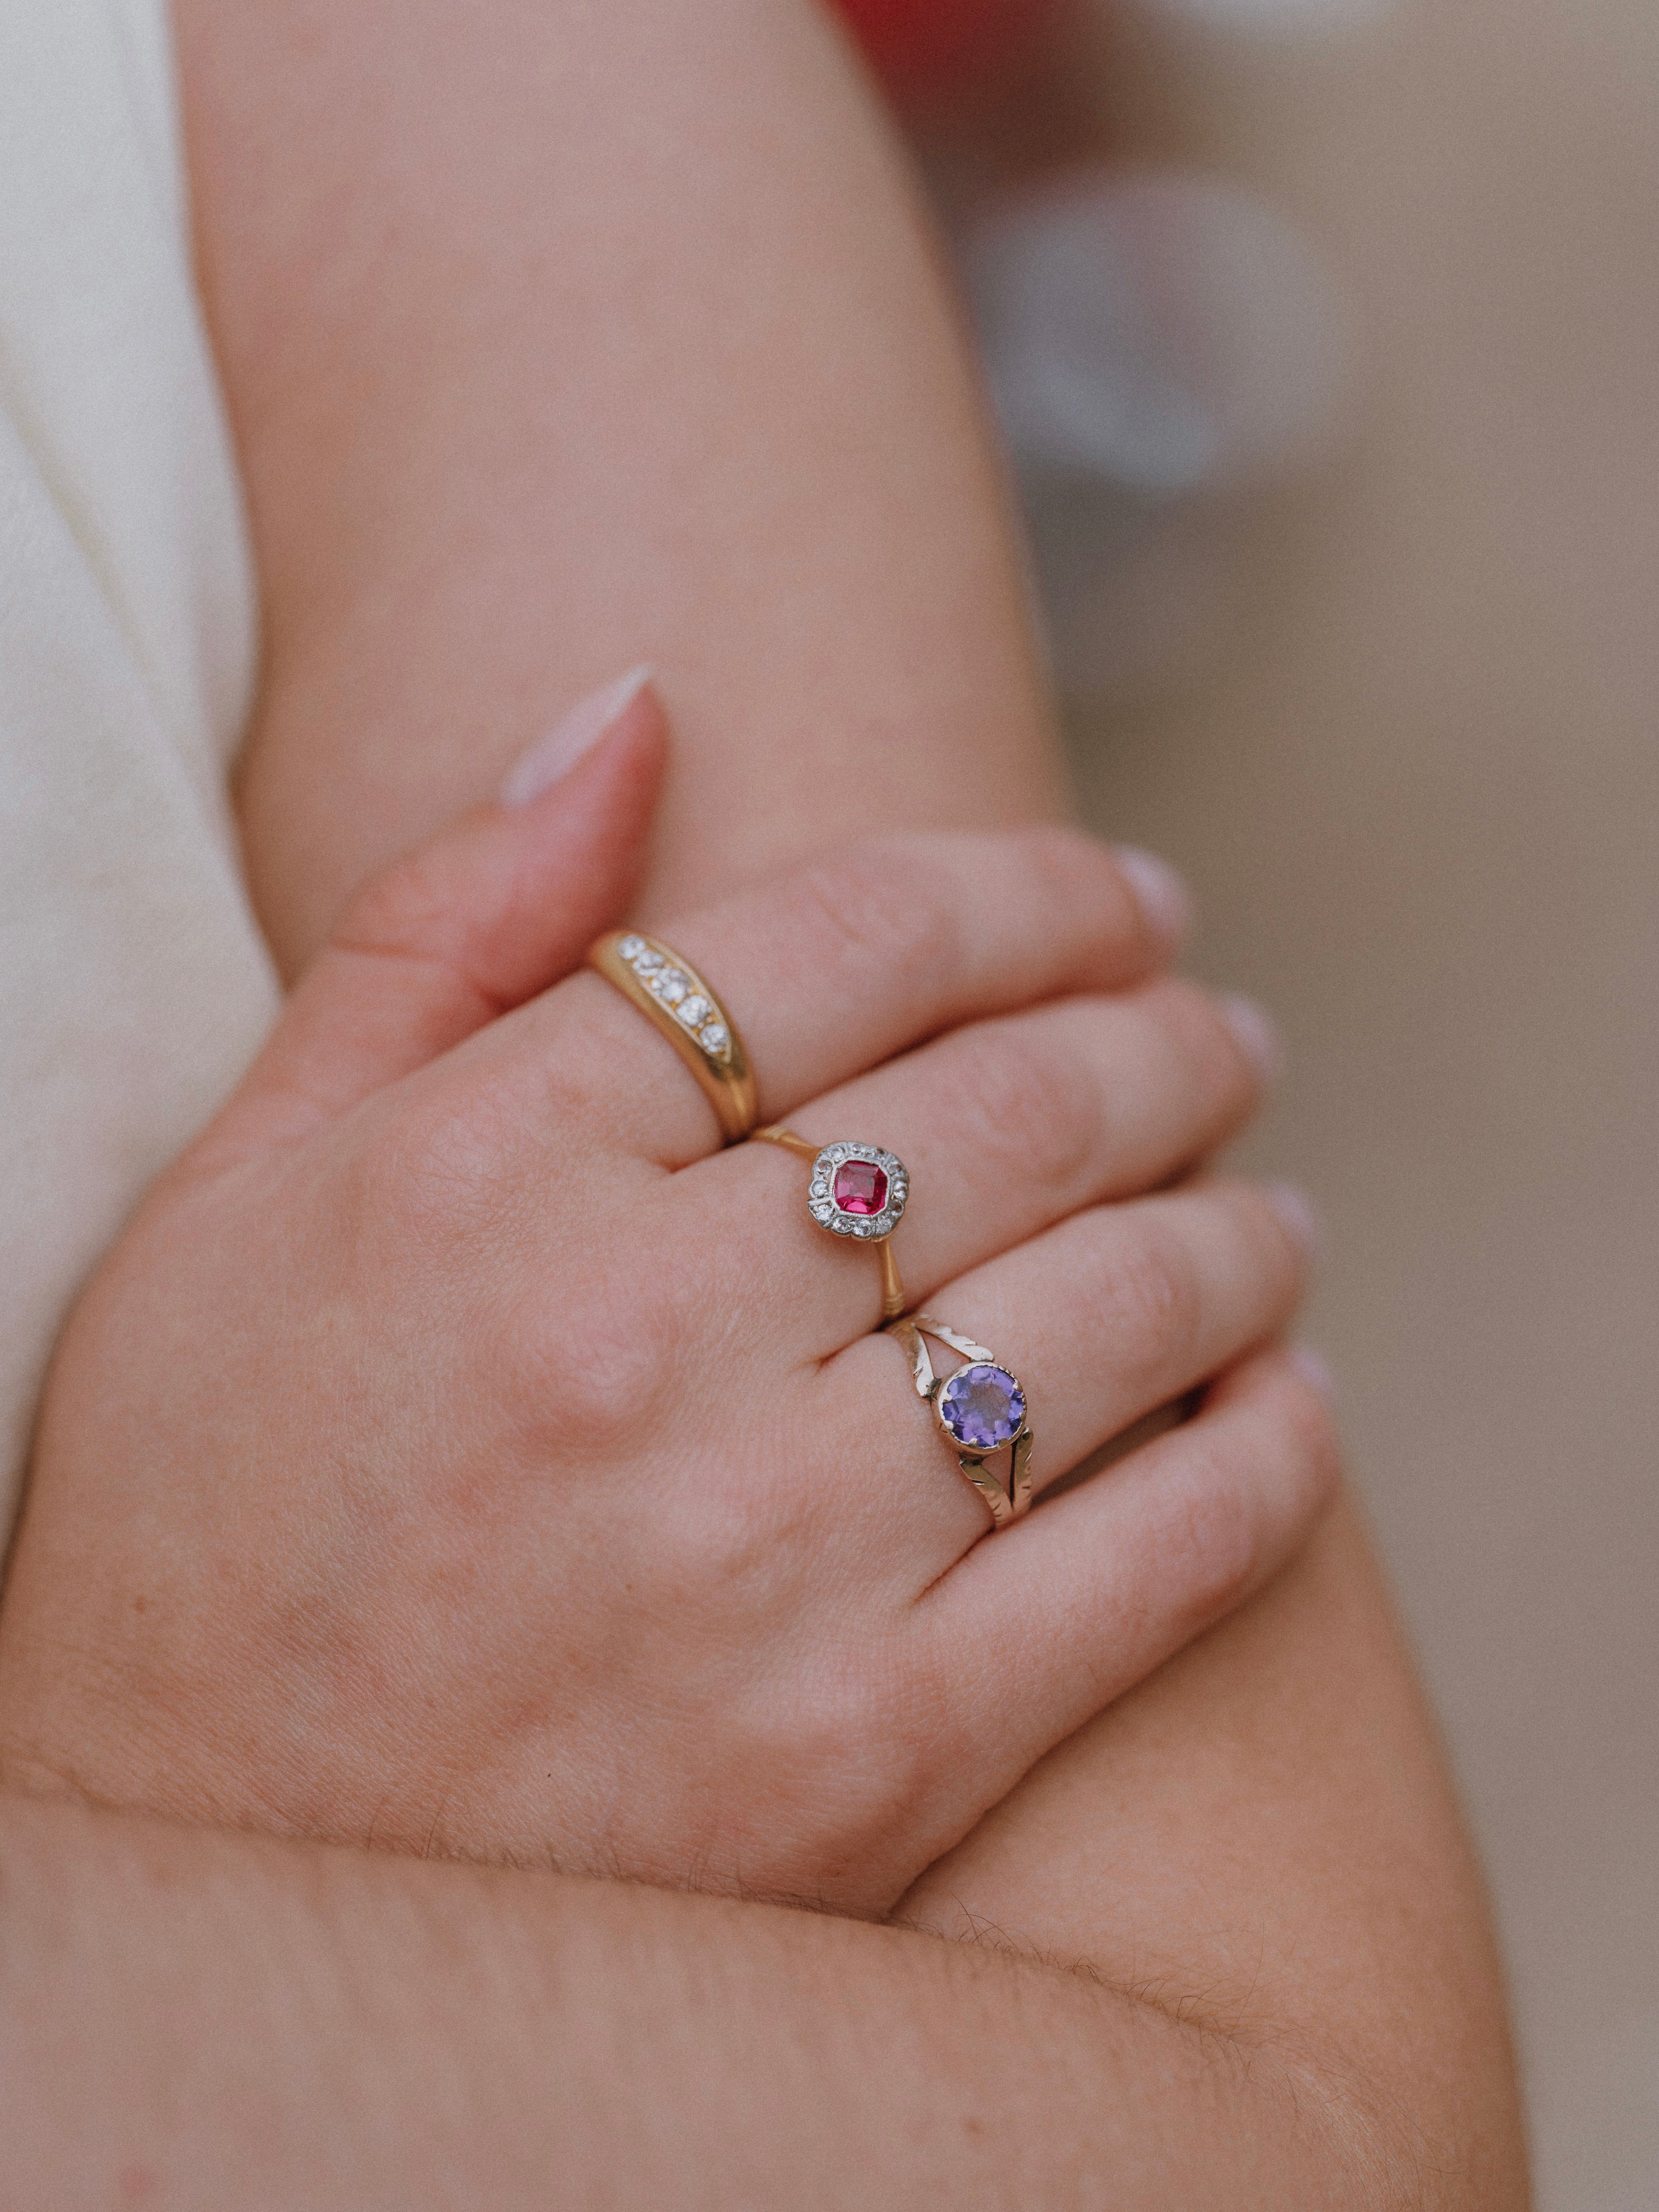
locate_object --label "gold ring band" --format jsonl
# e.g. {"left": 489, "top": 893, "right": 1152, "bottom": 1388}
{"left": 753, "top": 1125, "right": 909, "bottom": 1322}
{"left": 589, "top": 931, "right": 757, "bottom": 1143}
{"left": 888, "top": 1314, "right": 1034, "bottom": 1529}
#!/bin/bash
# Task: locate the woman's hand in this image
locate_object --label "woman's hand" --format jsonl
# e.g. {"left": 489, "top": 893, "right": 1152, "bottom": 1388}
{"left": 0, "top": 687, "right": 1332, "bottom": 1916}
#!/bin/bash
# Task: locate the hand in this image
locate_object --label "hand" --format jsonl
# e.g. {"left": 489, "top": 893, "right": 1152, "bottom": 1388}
{"left": 0, "top": 687, "right": 1332, "bottom": 1915}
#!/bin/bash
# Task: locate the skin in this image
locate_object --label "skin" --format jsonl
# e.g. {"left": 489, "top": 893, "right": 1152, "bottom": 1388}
{"left": 0, "top": 713, "right": 1324, "bottom": 1909}
{"left": 2, "top": 1794, "right": 1443, "bottom": 2211}
{"left": 203, "top": 0, "right": 1065, "bottom": 974}
{"left": 0, "top": 0, "right": 1527, "bottom": 2201}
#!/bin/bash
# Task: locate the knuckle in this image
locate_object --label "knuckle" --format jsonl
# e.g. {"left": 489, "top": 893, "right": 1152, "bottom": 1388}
{"left": 511, "top": 1268, "right": 679, "bottom": 1455}
{"left": 1203, "top": 1179, "right": 1308, "bottom": 1323}
{"left": 332, "top": 844, "right": 460, "bottom": 966}
{"left": 792, "top": 1642, "right": 950, "bottom": 1840}
{"left": 1271, "top": 1371, "right": 1345, "bottom": 1509}
{"left": 1012, "top": 824, "right": 1149, "bottom": 961}
{"left": 789, "top": 845, "right": 960, "bottom": 989}
{"left": 1153, "top": 1364, "right": 1344, "bottom": 1633}
{"left": 1146, "top": 978, "right": 1258, "bottom": 1112}
{"left": 1012, "top": 821, "right": 1113, "bottom": 898}
{"left": 1154, "top": 1448, "right": 1263, "bottom": 1627}
{"left": 1094, "top": 1216, "right": 1205, "bottom": 1387}
{"left": 934, "top": 1027, "right": 1100, "bottom": 1201}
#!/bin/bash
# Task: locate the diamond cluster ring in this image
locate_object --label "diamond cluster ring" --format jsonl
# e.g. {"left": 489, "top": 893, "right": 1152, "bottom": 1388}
{"left": 751, "top": 1126, "right": 910, "bottom": 1320}
{"left": 888, "top": 1314, "right": 1034, "bottom": 1529}
{"left": 588, "top": 930, "right": 757, "bottom": 1142}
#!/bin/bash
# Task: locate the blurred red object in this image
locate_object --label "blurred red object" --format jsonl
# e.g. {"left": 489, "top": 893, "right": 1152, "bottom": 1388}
{"left": 831, "top": 0, "right": 1055, "bottom": 97}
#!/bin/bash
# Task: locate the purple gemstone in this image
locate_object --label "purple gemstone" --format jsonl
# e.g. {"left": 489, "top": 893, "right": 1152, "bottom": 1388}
{"left": 939, "top": 1364, "right": 1025, "bottom": 1451}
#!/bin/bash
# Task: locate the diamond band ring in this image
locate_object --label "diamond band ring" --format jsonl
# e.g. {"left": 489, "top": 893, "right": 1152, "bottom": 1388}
{"left": 589, "top": 931, "right": 757, "bottom": 1142}
{"left": 889, "top": 1314, "right": 1034, "bottom": 1529}
{"left": 752, "top": 1127, "right": 910, "bottom": 1322}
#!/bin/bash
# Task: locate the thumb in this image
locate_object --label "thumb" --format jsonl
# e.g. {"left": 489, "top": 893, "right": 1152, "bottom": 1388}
{"left": 217, "top": 670, "right": 667, "bottom": 1154}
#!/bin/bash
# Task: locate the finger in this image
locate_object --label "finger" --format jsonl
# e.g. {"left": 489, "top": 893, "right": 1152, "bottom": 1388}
{"left": 516, "top": 828, "right": 1189, "bottom": 1164}
{"left": 822, "top": 1178, "right": 1313, "bottom": 1562}
{"left": 212, "top": 682, "right": 666, "bottom": 1157}
{"left": 705, "top": 977, "right": 1276, "bottom": 1347}
{"left": 923, "top": 1348, "right": 1341, "bottom": 1786}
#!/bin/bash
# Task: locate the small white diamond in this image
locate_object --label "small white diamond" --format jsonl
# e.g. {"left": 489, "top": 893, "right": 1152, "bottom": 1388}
{"left": 632, "top": 948, "right": 664, "bottom": 974}
{"left": 618, "top": 935, "right": 645, "bottom": 960}
{"left": 677, "top": 995, "right": 711, "bottom": 1028}
{"left": 653, "top": 970, "right": 688, "bottom": 1003}
{"left": 700, "top": 1023, "right": 729, "bottom": 1055}
{"left": 810, "top": 1199, "right": 833, "bottom": 1221}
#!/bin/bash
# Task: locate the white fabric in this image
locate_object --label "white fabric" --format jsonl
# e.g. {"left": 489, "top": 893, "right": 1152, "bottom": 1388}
{"left": 0, "top": 0, "right": 277, "bottom": 1523}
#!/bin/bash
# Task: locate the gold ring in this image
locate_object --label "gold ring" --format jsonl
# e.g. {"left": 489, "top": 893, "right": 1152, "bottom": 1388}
{"left": 752, "top": 1126, "right": 909, "bottom": 1322}
{"left": 588, "top": 931, "right": 757, "bottom": 1143}
{"left": 888, "top": 1314, "right": 1034, "bottom": 1529}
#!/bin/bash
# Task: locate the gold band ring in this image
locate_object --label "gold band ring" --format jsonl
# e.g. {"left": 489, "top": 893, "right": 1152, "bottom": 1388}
{"left": 589, "top": 931, "right": 757, "bottom": 1143}
{"left": 888, "top": 1314, "right": 1034, "bottom": 1529}
{"left": 752, "top": 1126, "right": 909, "bottom": 1322}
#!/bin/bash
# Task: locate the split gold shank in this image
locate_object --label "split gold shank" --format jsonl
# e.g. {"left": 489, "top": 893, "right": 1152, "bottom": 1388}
{"left": 889, "top": 1314, "right": 1034, "bottom": 1529}
{"left": 588, "top": 931, "right": 757, "bottom": 1143}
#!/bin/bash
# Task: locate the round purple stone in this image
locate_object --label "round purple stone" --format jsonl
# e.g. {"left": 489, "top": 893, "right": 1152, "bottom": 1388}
{"left": 938, "top": 1364, "right": 1025, "bottom": 1452}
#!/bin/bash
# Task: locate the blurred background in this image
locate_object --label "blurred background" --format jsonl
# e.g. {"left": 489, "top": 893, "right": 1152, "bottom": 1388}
{"left": 844, "top": 0, "right": 1658, "bottom": 2204}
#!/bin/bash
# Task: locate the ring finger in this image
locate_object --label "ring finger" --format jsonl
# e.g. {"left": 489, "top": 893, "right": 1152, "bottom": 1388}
{"left": 684, "top": 976, "right": 1276, "bottom": 1349}
{"left": 816, "top": 1176, "right": 1314, "bottom": 1569}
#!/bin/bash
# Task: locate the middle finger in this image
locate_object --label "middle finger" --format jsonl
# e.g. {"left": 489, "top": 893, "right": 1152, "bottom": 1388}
{"left": 682, "top": 975, "right": 1276, "bottom": 1351}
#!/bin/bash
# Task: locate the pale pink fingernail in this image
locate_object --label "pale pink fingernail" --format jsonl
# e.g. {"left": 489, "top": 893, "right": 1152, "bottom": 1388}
{"left": 1219, "top": 992, "right": 1283, "bottom": 1087}
{"left": 1114, "top": 845, "right": 1192, "bottom": 954}
{"left": 500, "top": 664, "right": 654, "bottom": 809}
{"left": 1290, "top": 1345, "right": 1337, "bottom": 1404}
{"left": 1267, "top": 1181, "right": 1321, "bottom": 1259}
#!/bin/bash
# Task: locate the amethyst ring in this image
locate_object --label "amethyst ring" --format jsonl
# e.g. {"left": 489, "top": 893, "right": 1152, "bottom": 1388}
{"left": 751, "top": 1125, "right": 909, "bottom": 1321}
{"left": 888, "top": 1314, "right": 1034, "bottom": 1530}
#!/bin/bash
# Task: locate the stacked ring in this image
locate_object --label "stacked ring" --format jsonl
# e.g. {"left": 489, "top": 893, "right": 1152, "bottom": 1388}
{"left": 751, "top": 1126, "right": 910, "bottom": 1321}
{"left": 588, "top": 930, "right": 757, "bottom": 1143}
{"left": 590, "top": 932, "right": 1024, "bottom": 1525}
{"left": 888, "top": 1314, "right": 1034, "bottom": 1529}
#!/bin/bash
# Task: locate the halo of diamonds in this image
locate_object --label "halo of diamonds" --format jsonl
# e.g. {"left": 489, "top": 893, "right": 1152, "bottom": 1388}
{"left": 808, "top": 1142, "right": 908, "bottom": 1241}
{"left": 617, "top": 935, "right": 732, "bottom": 1063}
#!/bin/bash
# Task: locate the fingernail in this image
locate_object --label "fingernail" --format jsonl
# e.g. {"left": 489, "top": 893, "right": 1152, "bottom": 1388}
{"left": 1114, "top": 845, "right": 1192, "bottom": 954}
{"left": 1219, "top": 993, "right": 1283, "bottom": 1087}
{"left": 500, "top": 664, "right": 654, "bottom": 809}
{"left": 1290, "top": 1344, "right": 1337, "bottom": 1404}
{"left": 1267, "top": 1181, "right": 1321, "bottom": 1260}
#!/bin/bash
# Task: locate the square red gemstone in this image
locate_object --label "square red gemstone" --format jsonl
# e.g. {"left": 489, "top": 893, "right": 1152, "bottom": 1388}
{"left": 833, "top": 1160, "right": 889, "bottom": 1216}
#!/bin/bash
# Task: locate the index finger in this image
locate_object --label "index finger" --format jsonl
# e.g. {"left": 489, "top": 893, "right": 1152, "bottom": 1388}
{"left": 508, "top": 828, "right": 1188, "bottom": 1163}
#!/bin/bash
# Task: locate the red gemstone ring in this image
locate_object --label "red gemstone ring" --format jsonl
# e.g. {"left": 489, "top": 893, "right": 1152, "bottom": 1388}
{"left": 750, "top": 1127, "right": 909, "bottom": 1322}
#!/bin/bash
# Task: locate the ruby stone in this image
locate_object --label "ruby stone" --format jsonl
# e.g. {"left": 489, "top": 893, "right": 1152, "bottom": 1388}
{"left": 833, "top": 1159, "right": 889, "bottom": 1216}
